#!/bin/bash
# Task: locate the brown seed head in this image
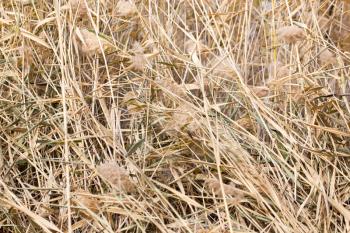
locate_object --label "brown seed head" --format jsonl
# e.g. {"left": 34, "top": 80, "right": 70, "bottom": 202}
{"left": 277, "top": 25, "right": 306, "bottom": 43}
{"left": 97, "top": 162, "right": 137, "bottom": 193}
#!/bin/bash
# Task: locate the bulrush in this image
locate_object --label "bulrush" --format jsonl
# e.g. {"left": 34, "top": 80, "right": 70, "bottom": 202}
{"left": 96, "top": 161, "right": 137, "bottom": 193}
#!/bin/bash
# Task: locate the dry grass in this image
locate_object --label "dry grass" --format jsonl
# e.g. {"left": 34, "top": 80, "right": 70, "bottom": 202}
{"left": 1, "top": 0, "right": 350, "bottom": 232}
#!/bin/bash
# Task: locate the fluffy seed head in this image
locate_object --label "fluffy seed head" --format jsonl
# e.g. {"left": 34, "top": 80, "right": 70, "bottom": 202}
{"left": 235, "top": 116, "right": 255, "bottom": 131}
{"left": 267, "top": 62, "right": 291, "bottom": 87}
{"left": 97, "top": 162, "right": 137, "bottom": 193}
{"left": 277, "top": 25, "right": 306, "bottom": 43}
{"left": 250, "top": 86, "right": 269, "bottom": 98}
{"left": 77, "top": 29, "right": 107, "bottom": 55}
{"left": 184, "top": 39, "right": 206, "bottom": 54}
{"left": 164, "top": 104, "right": 200, "bottom": 136}
{"left": 205, "top": 178, "right": 241, "bottom": 197}
{"left": 156, "top": 78, "right": 187, "bottom": 98}
{"left": 132, "top": 41, "right": 145, "bottom": 54}
{"left": 130, "top": 54, "right": 147, "bottom": 71}
{"left": 123, "top": 91, "right": 137, "bottom": 103}
{"left": 72, "top": 189, "right": 99, "bottom": 213}
{"left": 319, "top": 47, "right": 336, "bottom": 65}
{"left": 209, "top": 56, "right": 237, "bottom": 77}
{"left": 130, "top": 42, "right": 148, "bottom": 71}
{"left": 117, "top": 0, "right": 137, "bottom": 16}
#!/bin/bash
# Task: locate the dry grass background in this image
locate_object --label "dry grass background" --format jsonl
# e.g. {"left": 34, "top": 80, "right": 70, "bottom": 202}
{"left": 1, "top": 0, "right": 350, "bottom": 232}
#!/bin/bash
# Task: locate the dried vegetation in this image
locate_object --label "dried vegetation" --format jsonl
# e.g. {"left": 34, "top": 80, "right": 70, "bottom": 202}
{"left": 1, "top": 0, "right": 350, "bottom": 232}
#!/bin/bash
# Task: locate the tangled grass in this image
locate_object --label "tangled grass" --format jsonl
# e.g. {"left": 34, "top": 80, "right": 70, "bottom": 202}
{"left": 1, "top": 0, "right": 350, "bottom": 232}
